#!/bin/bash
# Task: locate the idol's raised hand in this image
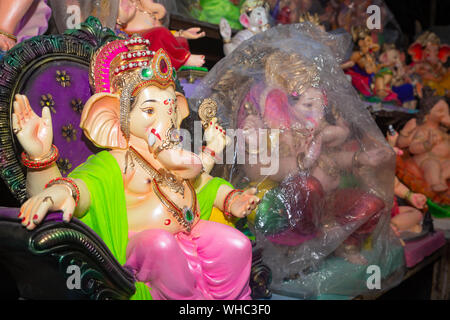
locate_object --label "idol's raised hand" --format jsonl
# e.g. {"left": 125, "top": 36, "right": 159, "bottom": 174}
{"left": 12, "top": 94, "right": 53, "bottom": 159}
{"left": 219, "top": 18, "right": 232, "bottom": 42}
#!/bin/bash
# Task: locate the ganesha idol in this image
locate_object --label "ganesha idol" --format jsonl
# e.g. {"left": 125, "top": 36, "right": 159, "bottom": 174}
{"left": 408, "top": 32, "right": 450, "bottom": 97}
{"left": 12, "top": 36, "right": 261, "bottom": 300}
{"left": 379, "top": 44, "right": 417, "bottom": 109}
{"left": 220, "top": 0, "right": 271, "bottom": 56}
{"left": 344, "top": 27, "right": 406, "bottom": 106}
{"left": 234, "top": 50, "right": 392, "bottom": 265}
{"left": 395, "top": 87, "right": 450, "bottom": 205}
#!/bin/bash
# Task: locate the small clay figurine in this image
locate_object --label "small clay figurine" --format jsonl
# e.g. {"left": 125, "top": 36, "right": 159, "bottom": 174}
{"left": 386, "top": 128, "right": 426, "bottom": 235}
{"left": 220, "top": 0, "right": 271, "bottom": 56}
{"left": 379, "top": 43, "right": 417, "bottom": 109}
{"left": 407, "top": 87, "right": 450, "bottom": 192}
{"left": 408, "top": 31, "right": 450, "bottom": 97}
{"left": 344, "top": 27, "right": 400, "bottom": 104}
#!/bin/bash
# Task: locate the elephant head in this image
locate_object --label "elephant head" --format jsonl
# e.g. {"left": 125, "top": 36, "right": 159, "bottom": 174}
{"left": 416, "top": 87, "right": 450, "bottom": 128}
{"left": 80, "top": 38, "right": 202, "bottom": 179}
{"left": 239, "top": 0, "right": 270, "bottom": 32}
{"left": 408, "top": 31, "right": 450, "bottom": 65}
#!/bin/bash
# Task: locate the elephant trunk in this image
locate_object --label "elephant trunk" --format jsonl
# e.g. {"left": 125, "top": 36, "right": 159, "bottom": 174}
{"left": 157, "top": 148, "right": 203, "bottom": 180}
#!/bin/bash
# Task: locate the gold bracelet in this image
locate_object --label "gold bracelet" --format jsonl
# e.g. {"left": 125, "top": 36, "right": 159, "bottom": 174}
{"left": 223, "top": 38, "right": 231, "bottom": 44}
{"left": 0, "top": 30, "right": 17, "bottom": 41}
{"left": 21, "top": 145, "right": 59, "bottom": 169}
{"left": 45, "top": 177, "right": 80, "bottom": 206}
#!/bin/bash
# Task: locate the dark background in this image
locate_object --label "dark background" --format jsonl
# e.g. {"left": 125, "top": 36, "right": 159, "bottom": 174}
{"left": 384, "top": 0, "right": 450, "bottom": 44}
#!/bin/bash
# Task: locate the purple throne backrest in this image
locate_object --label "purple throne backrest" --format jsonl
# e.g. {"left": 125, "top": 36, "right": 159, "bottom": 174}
{"left": 22, "top": 60, "right": 100, "bottom": 176}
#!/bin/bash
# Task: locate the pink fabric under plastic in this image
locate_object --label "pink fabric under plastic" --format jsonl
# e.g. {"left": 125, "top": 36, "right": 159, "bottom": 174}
{"left": 125, "top": 220, "right": 252, "bottom": 300}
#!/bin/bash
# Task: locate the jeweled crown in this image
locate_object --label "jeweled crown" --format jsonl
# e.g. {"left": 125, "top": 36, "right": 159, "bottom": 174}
{"left": 240, "top": 0, "right": 269, "bottom": 15}
{"left": 90, "top": 35, "right": 175, "bottom": 96}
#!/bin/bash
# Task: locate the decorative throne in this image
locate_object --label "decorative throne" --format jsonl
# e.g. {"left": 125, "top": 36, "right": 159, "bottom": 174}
{"left": 0, "top": 18, "right": 271, "bottom": 300}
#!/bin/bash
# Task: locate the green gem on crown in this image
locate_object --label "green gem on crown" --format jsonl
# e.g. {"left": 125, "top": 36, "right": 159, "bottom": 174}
{"left": 183, "top": 207, "right": 194, "bottom": 223}
{"left": 141, "top": 67, "right": 153, "bottom": 80}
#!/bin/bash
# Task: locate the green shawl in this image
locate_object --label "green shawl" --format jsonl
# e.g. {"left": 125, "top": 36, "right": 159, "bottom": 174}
{"left": 69, "top": 151, "right": 232, "bottom": 300}
{"left": 197, "top": 177, "right": 233, "bottom": 221}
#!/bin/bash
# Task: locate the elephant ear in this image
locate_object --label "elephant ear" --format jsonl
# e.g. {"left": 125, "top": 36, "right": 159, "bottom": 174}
{"left": 175, "top": 92, "right": 190, "bottom": 128}
{"left": 438, "top": 44, "right": 450, "bottom": 63}
{"left": 408, "top": 42, "right": 423, "bottom": 62}
{"left": 80, "top": 93, "right": 128, "bottom": 150}
{"left": 239, "top": 13, "right": 250, "bottom": 29}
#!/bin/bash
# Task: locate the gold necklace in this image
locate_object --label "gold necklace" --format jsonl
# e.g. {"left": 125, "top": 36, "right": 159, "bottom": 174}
{"left": 152, "top": 178, "right": 197, "bottom": 233}
{"left": 129, "top": 147, "right": 197, "bottom": 232}
{"left": 129, "top": 147, "right": 185, "bottom": 196}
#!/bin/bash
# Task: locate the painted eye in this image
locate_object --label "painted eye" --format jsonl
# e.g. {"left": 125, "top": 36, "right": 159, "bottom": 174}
{"left": 144, "top": 108, "right": 154, "bottom": 115}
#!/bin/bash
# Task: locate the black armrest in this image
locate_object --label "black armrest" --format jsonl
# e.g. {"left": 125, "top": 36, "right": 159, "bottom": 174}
{"left": 0, "top": 208, "right": 135, "bottom": 300}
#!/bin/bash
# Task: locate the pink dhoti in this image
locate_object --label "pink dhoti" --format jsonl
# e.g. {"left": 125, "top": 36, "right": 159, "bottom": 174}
{"left": 125, "top": 220, "right": 252, "bottom": 300}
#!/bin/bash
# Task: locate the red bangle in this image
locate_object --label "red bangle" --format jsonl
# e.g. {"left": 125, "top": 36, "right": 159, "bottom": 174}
{"left": 21, "top": 145, "right": 59, "bottom": 169}
{"left": 45, "top": 177, "right": 80, "bottom": 206}
{"left": 223, "top": 189, "right": 242, "bottom": 217}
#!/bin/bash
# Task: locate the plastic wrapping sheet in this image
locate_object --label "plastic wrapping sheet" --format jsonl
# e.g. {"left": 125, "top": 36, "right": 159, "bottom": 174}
{"left": 190, "top": 23, "right": 405, "bottom": 298}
